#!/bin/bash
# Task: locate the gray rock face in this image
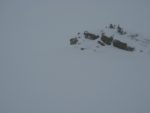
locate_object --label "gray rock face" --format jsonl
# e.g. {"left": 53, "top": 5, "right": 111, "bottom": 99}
{"left": 70, "top": 38, "right": 78, "bottom": 45}
{"left": 80, "top": 48, "right": 85, "bottom": 50}
{"left": 113, "top": 39, "right": 134, "bottom": 51}
{"left": 84, "top": 31, "right": 99, "bottom": 40}
{"left": 101, "top": 34, "right": 113, "bottom": 45}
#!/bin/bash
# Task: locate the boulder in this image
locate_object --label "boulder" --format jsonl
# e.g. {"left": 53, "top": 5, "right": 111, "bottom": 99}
{"left": 84, "top": 31, "right": 99, "bottom": 40}
{"left": 113, "top": 39, "right": 134, "bottom": 51}
{"left": 101, "top": 34, "right": 113, "bottom": 45}
{"left": 70, "top": 38, "right": 78, "bottom": 45}
{"left": 80, "top": 48, "right": 85, "bottom": 50}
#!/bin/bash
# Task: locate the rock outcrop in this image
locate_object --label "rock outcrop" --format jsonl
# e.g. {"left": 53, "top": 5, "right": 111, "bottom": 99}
{"left": 70, "top": 38, "right": 78, "bottom": 45}
{"left": 68, "top": 24, "right": 150, "bottom": 53}
{"left": 84, "top": 31, "right": 99, "bottom": 40}
{"left": 117, "top": 25, "right": 126, "bottom": 35}
{"left": 101, "top": 34, "right": 113, "bottom": 45}
{"left": 113, "top": 39, "right": 134, "bottom": 51}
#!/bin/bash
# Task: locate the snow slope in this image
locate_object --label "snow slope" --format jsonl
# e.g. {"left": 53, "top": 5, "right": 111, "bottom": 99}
{"left": 0, "top": 0, "right": 150, "bottom": 113}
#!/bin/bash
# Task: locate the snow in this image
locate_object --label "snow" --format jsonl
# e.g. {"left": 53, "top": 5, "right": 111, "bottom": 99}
{"left": 0, "top": 0, "right": 150, "bottom": 113}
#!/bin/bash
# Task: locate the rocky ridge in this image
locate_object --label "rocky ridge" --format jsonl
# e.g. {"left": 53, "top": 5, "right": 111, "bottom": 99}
{"left": 69, "top": 24, "right": 150, "bottom": 54}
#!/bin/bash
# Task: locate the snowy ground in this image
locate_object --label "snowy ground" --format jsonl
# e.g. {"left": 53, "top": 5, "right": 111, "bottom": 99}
{"left": 0, "top": 0, "right": 150, "bottom": 113}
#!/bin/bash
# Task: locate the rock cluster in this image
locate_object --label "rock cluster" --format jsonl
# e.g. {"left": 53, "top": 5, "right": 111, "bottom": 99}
{"left": 69, "top": 24, "right": 137, "bottom": 52}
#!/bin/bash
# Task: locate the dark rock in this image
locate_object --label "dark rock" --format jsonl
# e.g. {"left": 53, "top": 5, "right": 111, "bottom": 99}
{"left": 84, "top": 31, "right": 99, "bottom": 40}
{"left": 113, "top": 39, "right": 134, "bottom": 51}
{"left": 117, "top": 25, "right": 126, "bottom": 35}
{"left": 97, "top": 40, "right": 105, "bottom": 46}
{"left": 80, "top": 48, "right": 85, "bottom": 50}
{"left": 70, "top": 38, "right": 78, "bottom": 45}
{"left": 109, "top": 24, "right": 115, "bottom": 29}
{"left": 101, "top": 34, "right": 113, "bottom": 45}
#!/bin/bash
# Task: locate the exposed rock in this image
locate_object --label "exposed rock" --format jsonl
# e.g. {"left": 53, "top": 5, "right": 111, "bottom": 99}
{"left": 70, "top": 37, "right": 78, "bottom": 45}
{"left": 84, "top": 31, "right": 99, "bottom": 40}
{"left": 97, "top": 40, "right": 105, "bottom": 46}
{"left": 113, "top": 39, "right": 127, "bottom": 49}
{"left": 77, "top": 32, "right": 81, "bottom": 38}
{"left": 117, "top": 25, "right": 126, "bottom": 35}
{"left": 109, "top": 24, "right": 116, "bottom": 29}
{"left": 80, "top": 48, "right": 85, "bottom": 50}
{"left": 113, "top": 39, "right": 134, "bottom": 51}
{"left": 101, "top": 34, "right": 113, "bottom": 45}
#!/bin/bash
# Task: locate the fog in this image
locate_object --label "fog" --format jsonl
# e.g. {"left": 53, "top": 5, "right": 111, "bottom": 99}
{"left": 0, "top": 0, "right": 150, "bottom": 113}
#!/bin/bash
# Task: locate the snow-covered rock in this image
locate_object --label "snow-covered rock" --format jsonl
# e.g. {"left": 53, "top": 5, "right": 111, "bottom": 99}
{"left": 70, "top": 24, "right": 150, "bottom": 54}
